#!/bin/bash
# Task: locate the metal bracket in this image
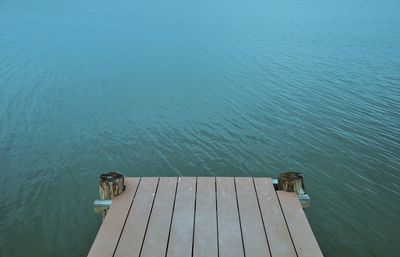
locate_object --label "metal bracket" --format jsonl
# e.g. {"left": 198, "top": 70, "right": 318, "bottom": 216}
{"left": 272, "top": 178, "right": 279, "bottom": 188}
{"left": 93, "top": 199, "right": 112, "bottom": 214}
{"left": 298, "top": 194, "right": 311, "bottom": 208}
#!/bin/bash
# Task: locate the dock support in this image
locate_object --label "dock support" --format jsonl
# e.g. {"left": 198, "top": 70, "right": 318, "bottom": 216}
{"left": 278, "top": 172, "right": 310, "bottom": 208}
{"left": 95, "top": 171, "right": 125, "bottom": 216}
{"left": 99, "top": 171, "right": 125, "bottom": 200}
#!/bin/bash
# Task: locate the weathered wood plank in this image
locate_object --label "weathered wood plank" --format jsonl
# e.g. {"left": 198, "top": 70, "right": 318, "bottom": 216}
{"left": 193, "top": 177, "right": 218, "bottom": 257}
{"left": 277, "top": 191, "right": 324, "bottom": 257}
{"left": 216, "top": 177, "right": 245, "bottom": 257}
{"left": 235, "top": 177, "right": 271, "bottom": 257}
{"left": 87, "top": 178, "right": 140, "bottom": 257}
{"left": 166, "top": 177, "right": 196, "bottom": 257}
{"left": 114, "top": 177, "right": 159, "bottom": 257}
{"left": 140, "top": 177, "right": 178, "bottom": 257}
{"left": 254, "top": 178, "right": 297, "bottom": 257}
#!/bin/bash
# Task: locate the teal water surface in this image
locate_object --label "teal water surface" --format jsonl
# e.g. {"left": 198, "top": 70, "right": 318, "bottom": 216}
{"left": 1, "top": 0, "right": 400, "bottom": 256}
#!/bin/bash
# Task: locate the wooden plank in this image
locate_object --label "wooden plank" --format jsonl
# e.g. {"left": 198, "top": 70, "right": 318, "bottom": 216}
{"left": 140, "top": 177, "right": 178, "bottom": 257}
{"left": 114, "top": 177, "right": 159, "bottom": 257}
{"left": 87, "top": 178, "right": 140, "bottom": 257}
{"left": 193, "top": 177, "right": 218, "bottom": 257}
{"left": 254, "top": 178, "right": 297, "bottom": 257}
{"left": 235, "top": 177, "right": 271, "bottom": 257}
{"left": 166, "top": 177, "right": 196, "bottom": 257}
{"left": 277, "top": 191, "right": 324, "bottom": 257}
{"left": 216, "top": 177, "right": 245, "bottom": 257}
{"left": 89, "top": 177, "right": 324, "bottom": 257}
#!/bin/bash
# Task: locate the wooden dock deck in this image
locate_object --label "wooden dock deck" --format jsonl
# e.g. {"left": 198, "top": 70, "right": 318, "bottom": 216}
{"left": 88, "top": 177, "right": 323, "bottom": 257}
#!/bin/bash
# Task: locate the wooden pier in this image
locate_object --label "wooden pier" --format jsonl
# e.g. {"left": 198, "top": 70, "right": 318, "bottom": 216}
{"left": 88, "top": 177, "right": 323, "bottom": 257}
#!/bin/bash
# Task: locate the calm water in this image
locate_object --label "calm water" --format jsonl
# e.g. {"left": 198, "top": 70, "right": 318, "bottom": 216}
{"left": 1, "top": 0, "right": 400, "bottom": 256}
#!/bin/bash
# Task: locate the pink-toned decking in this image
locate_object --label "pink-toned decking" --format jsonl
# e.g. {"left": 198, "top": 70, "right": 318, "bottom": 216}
{"left": 88, "top": 177, "right": 323, "bottom": 257}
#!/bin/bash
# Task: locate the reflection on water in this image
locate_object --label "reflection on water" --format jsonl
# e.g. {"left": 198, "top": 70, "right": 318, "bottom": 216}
{"left": 1, "top": 0, "right": 400, "bottom": 256}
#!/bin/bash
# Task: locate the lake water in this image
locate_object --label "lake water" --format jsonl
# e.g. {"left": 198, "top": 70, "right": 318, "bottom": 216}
{"left": 1, "top": 0, "right": 400, "bottom": 256}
